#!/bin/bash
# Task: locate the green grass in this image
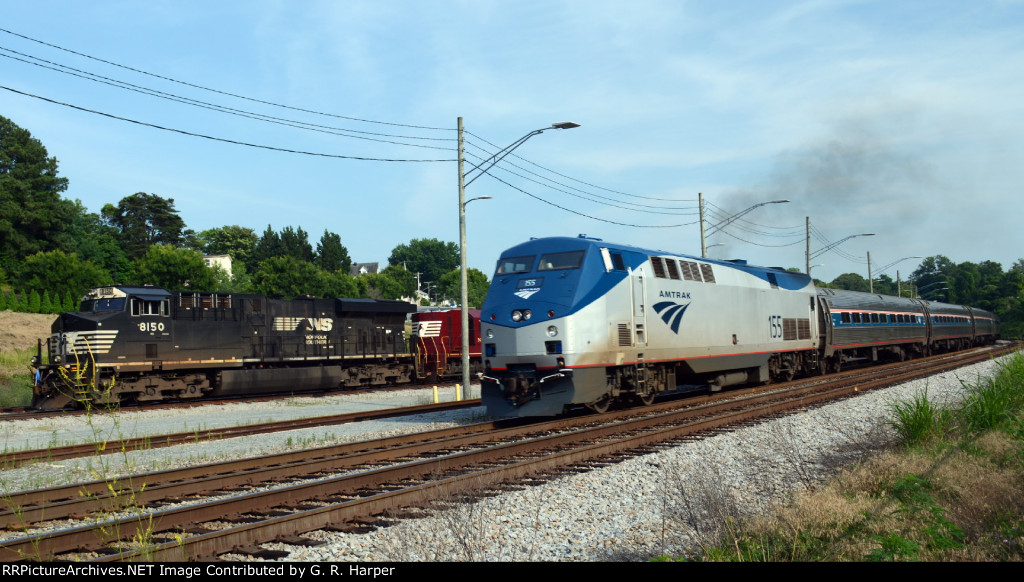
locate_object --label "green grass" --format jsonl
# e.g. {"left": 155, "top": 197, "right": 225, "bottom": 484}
{"left": 660, "top": 352, "right": 1024, "bottom": 562}
{"left": 0, "top": 348, "right": 35, "bottom": 407}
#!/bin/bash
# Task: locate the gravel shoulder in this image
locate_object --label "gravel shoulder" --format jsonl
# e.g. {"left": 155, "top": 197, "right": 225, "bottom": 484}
{"left": 0, "top": 353, "right": 1016, "bottom": 561}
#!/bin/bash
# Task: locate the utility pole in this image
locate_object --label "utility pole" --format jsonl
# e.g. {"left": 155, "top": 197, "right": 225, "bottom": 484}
{"left": 699, "top": 192, "right": 707, "bottom": 258}
{"left": 805, "top": 217, "right": 811, "bottom": 274}
{"left": 868, "top": 251, "right": 873, "bottom": 294}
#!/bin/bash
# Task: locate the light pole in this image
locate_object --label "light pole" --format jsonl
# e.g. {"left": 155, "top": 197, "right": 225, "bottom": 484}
{"left": 457, "top": 117, "right": 579, "bottom": 397}
{"left": 698, "top": 194, "right": 788, "bottom": 257}
{"left": 808, "top": 233, "right": 875, "bottom": 274}
{"left": 870, "top": 255, "right": 921, "bottom": 295}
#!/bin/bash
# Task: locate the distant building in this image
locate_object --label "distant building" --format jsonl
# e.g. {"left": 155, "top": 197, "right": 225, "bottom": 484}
{"left": 204, "top": 254, "right": 232, "bottom": 275}
{"left": 350, "top": 262, "right": 379, "bottom": 276}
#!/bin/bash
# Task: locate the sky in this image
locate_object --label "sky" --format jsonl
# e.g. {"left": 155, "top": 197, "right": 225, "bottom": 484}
{"left": 2, "top": 0, "right": 1022, "bottom": 286}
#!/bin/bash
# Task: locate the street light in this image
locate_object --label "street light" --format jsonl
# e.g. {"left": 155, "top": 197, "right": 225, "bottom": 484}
{"left": 869, "top": 255, "right": 921, "bottom": 295}
{"left": 698, "top": 194, "right": 789, "bottom": 257}
{"left": 457, "top": 118, "right": 580, "bottom": 397}
{"left": 808, "top": 232, "right": 875, "bottom": 269}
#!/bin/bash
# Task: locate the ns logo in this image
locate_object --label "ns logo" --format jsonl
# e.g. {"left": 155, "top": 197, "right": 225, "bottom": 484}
{"left": 273, "top": 317, "right": 334, "bottom": 332}
{"left": 653, "top": 301, "right": 691, "bottom": 334}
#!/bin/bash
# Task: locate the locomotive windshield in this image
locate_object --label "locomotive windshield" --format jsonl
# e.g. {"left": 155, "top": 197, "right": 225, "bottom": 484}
{"left": 537, "top": 250, "right": 585, "bottom": 271}
{"left": 496, "top": 255, "right": 535, "bottom": 275}
{"left": 79, "top": 298, "right": 126, "bottom": 313}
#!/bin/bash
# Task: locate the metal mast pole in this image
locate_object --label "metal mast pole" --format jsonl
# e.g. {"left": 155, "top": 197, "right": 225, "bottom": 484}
{"left": 458, "top": 117, "right": 470, "bottom": 398}
{"left": 699, "top": 192, "right": 707, "bottom": 258}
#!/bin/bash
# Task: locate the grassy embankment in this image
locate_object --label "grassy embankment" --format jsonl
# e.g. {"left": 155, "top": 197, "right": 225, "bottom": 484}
{"left": 665, "top": 352, "right": 1024, "bottom": 562}
{"left": 0, "top": 348, "right": 33, "bottom": 408}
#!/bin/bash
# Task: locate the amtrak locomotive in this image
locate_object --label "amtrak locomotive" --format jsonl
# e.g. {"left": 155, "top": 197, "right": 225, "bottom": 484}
{"left": 479, "top": 236, "right": 999, "bottom": 417}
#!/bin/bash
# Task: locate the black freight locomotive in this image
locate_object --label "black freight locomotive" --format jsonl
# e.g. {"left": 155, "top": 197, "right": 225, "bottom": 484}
{"left": 31, "top": 285, "right": 416, "bottom": 409}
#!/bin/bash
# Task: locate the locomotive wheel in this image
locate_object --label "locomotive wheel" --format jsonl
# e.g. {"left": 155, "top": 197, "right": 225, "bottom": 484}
{"left": 637, "top": 391, "right": 655, "bottom": 406}
{"left": 586, "top": 394, "right": 613, "bottom": 414}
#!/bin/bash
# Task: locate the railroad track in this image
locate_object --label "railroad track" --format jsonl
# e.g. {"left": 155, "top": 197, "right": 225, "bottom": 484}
{"left": 0, "top": 399, "right": 481, "bottom": 469}
{"left": 0, "top": 342, "right": 1015, "bottom": 561}
{"left": 0, "top": 381, "right": 467, "bottom": 422}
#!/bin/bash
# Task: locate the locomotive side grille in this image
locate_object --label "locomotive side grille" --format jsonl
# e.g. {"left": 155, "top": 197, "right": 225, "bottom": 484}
{"left": 665, "top": 259, "right": 680, "bottom": 280}
{"left": 781, "top": 318, "right": 812, "bottom": 341}
{"left": 650, "top": 257, "right": 666, "bottom": 278}
{"left": 681, "top": 261, "right": 699, "bottom": 281}
{"left": 700, "top": 264, "right": 716, "bottom": 283}
{"left": 783, "top": 318, "right": 797, "bottom": 340}
{"left": 798, "top": 319, "right": 811, "bottom": 340}
{"left": 618, "top": 323, "right": 632, "bottom": 347}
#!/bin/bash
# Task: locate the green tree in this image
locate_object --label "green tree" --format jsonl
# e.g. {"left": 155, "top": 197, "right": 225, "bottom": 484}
{"left": 279, "top": 226, "right": 314, "bottom": 263}
{"left": 27, "top": 289, "right": 41, "bottom": 313}
{"left": 252, "top": 256, "right": 322, "bottom": 299}
{"left": 315, "top": 230, "right": 351, "bottom": 273}
{"left": 829, "top": 272, "right": 869, "bottom": 293}
{"left": 388, "top": 238, "right": 460, "bottom": 284}
{"left": 101, "top": 193, "right": 190, "bottom": 259}
{"left": 194, "top": 225, "right": 259, "bottom": 272}
{"left": 437, "top": 268, "right": 491, "bottom": 308}
{"left": 253, "top": 225, "right": 282, "bottom": 266}
{"left": 131, "top": 244, "right": 218, "bottom": 290}
{"left": 319, "top": 270, "right": 361, "bottom": 298}
{"left": 0, "top": 115, "right": 75, "bottom": 275}
{"left": 15, "top": 250, "right": 111, "bottom": 301}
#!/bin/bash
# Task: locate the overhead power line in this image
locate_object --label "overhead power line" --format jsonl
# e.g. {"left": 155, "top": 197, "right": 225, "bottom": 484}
{"left": 0, "top": 85, "right": 456, "bottom": 163}
{"left": 0, "top": 26, "right": 453, "bottom": 132}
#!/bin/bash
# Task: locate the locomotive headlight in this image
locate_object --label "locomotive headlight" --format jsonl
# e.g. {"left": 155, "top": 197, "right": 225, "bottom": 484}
{"left": 53, "top": 355, "right": 62, "bottom": 365}
{"left": 523, "top": 309, "right": 532, "bottom": 320}
{"left": 512, "top": 310, "right": 523, "bottom": 322}
{"left": 547, "top": 326, "right": 558, "bottom": 337}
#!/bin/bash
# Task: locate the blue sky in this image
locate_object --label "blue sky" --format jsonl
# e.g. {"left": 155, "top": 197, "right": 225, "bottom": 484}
{"left": 2, "top": 0, "right": 1022, "bottom": 286}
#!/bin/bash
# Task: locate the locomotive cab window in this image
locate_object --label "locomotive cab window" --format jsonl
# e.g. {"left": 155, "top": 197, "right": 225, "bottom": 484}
{"left": 80, "top": 298, "right": 126, "bottom": 313}
{"left": 496, "top": 255, "right": 535, "bottom": 275}
{"left": 131, "top": 298, "right": 168, "bottom": 316}
{"left": 538, "top": 251, "right": 585, "bottom": 271}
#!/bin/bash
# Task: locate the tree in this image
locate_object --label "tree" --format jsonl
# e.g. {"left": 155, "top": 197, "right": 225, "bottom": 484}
{"left": 0, "top": 115, "right": 75, "bottom": 274}
{"left": 194, "top": 225, "right": 259, "bottom": 272}
{"left": 15, "top": 250, "right": 111, "bottom": 301}
{"left": 279, "top": 226, "right": 314, "bottom": 263}
{"left": 829, "top": 273, "right": 869, "bottom": 293}
{"left": 130, "top": 244, "right": 218, "bottom": 290}
{"left": 251, "top": 256, "right": 322, "bottom": 299}
{"left": 101, "top": 193, "right": 190, "bottom": 259}
{"left": 64, "top": 199, "right": 127, "bottom": 279}
{"left": 388, "top": 238, "right": 460, "bottom": 284}
{"left": 315, "top": 230, "right": 351, "bottom": 273}
{"left": 437, "top": 268, "right": 491, "bottom": 308}
{"left": 252, "top": 225, "right": 282, "bottom": 266}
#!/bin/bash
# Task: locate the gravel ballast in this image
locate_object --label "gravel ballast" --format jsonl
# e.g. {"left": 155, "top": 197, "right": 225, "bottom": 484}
{"left": 0, "top": 354, "right": 1016, "bottom": 561}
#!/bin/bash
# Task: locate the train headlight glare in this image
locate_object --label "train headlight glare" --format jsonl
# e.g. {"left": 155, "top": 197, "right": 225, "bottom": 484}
{"left": 523, "top": 309, "right": 532, "bottom": 320}
{"left": 547, "top": 326, "right": 558, "bottom": 337}
{"left": 511, "top": 310, "right": 523, "bottom": 322}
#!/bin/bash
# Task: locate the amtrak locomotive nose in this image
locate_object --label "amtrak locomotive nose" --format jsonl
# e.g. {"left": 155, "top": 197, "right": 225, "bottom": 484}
{"left": 480, "top": 236, "right": 652, "bottom": 416}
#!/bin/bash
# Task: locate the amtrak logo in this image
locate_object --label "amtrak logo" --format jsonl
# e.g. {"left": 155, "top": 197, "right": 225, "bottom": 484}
{"left": 653, "top": 301, "right": 691, "bottom": 334}
{"left": 514, "top": 288, "right": 540, "bottom": 300}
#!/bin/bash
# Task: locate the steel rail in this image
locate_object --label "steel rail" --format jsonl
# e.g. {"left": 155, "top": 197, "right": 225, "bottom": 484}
{"left": 2, "top": 343, "right": 1014, "bottom": 561}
